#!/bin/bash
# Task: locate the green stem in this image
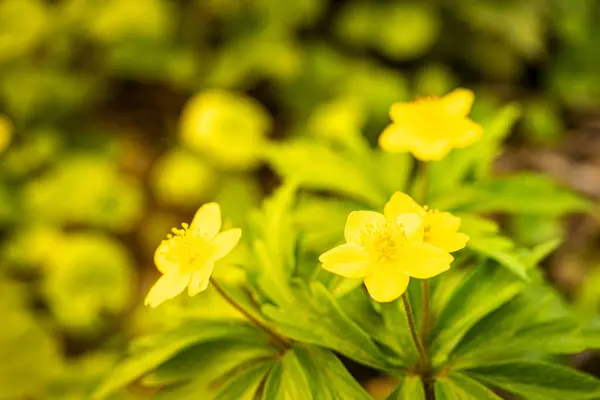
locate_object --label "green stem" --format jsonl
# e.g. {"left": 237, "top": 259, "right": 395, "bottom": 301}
{"left": 401, "top": 293, "right": 429, "bottom": 373}
{"left": 417, "top": 160, "right": 430, "bottom": 204}
{"left": 421, "top": 280, "right": 431, "bottom": 345}
{"left": 210, "top": 277, "right": 289, "bottom": 350}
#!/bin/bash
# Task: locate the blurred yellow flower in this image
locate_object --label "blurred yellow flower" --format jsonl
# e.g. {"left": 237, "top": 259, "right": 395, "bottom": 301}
{"left": 385, "top": 192, "right": 469, "bottom": 253}
{"left": 379, "top": 88, "right": 483, "bottom": 161}
{"left": 179, "top": 90, "right": 271, "bottom": 170}
{"left": 0, "top": 115, "right": 13, "bottom": 153}
{"left": 319, "top": 197, "right": 454, "bottom": 302}
{"left": 145, "top": 202, "right": 241, "bottom": 307}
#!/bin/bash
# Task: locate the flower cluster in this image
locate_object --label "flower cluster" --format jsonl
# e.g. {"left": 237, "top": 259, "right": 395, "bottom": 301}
{"left": 145, "top": 88, "right": 479, "bottom": 307}
{"left": 319, "top": 193, "right": 468, "bottom": 302}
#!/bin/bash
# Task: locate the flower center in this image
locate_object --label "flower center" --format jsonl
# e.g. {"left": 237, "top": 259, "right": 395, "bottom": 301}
{"left": 359, "top": 219, "right": 407, "bottom": 262}
{"left": 161, "top": 223, "right": 210, "bottom": 271}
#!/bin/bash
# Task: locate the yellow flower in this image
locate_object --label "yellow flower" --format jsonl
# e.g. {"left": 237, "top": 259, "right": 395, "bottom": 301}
{"left": 319, "top": 203, "right": 454, "bottom": 303}
{"left": 385, "top": 192, "right": 469, "bottom": 253}
{"left": 379, "top": 88, "right": 483, "bottom": 161}
{"left": 145, "top": 202, "right": 241, "bottom": 307}
{"left": 179, "top": 90, "right": 271, "bottom": 170}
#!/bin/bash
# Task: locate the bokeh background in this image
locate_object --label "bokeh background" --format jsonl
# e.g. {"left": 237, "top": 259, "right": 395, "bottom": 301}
{"left": 1, "top": 0, "right": 600, "bottom": 398}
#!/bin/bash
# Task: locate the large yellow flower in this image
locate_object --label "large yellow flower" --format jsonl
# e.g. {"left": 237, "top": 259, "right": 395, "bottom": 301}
{"left": 379, "top": 88, "right": 483, "bottom": 161}
{"left": 319, "top": 203, "right": 454, "bottom": 302}
{"left": 145, "top": 203, "right": 241, "bottom": 307}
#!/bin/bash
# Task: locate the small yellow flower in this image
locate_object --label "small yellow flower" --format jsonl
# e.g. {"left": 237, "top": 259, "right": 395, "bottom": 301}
{"left": 145, "top": 202, "right": 241, "bottom": 307}
{"left": 385, "top": 192, "right": 469, "bottom": 253}
{"left": 319, "top": 200, "right": 454, "bottom": 302}
{"left": 379, "top": 88, "right": 483, "bottom": 161}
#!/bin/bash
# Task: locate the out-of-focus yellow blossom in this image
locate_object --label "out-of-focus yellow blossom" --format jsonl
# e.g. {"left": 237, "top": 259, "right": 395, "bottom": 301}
{"left": 0, "top": 115, "right": 13, "bottom": 153}
{"left": 385, "top": 192, "right": 469, "bottom": 253}
{"left": 150, "top": 149, "right": 217, "bottom": 207}
{"left": 319, "top": 195, "right": 454, "bottom": 302}
{"left": 145, "top": 202, "right": 241, "bottom": 307}
{"left": 179, "top": 90, "right": 271, "bottom": 170}
{"left": 379, "top": 88, "right": 483, "bottom": 161}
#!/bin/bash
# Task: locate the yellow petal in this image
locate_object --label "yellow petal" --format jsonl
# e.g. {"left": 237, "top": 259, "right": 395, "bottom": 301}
{"left": 154, "top": 239, "right": 178, "bottom": 274}
{"left": 188, "top": 264, "right": 214, "bottom": 296}
{"left": 378, "top": 124, "right": 416, "bottom": 153}
{"left": 428, "top": 232, "right": 469, "bottom": 253}
{"left": 442, "top": 88, "right": 475, "bottom": 116}
{"left": 190, "top": 202, "right": 221, "bottom": 239}
{"left": 345, "top": 211, "right": 386, "bottom": 243}
{"left": 398, "top": 242, "right": 453, "bottom": 279}
{"left": 411, "top": 138, "right": 452, "bottom": 161}
{"left": 144, "top": 271, "right": 191, "bottom": 307}
{"left": 453, "top": 120, "right": 483, "bottom": 148}
{"left": 364, "top": 265, "right": 410, "bottom": 302}
{"left": 319, "top": 243, "right": 372, "bottom": 278}
{"left": 395, "top": 213, "right": 424, "bottom": 242}
{"left": 210, "top": 228, "right": 242, "bottom": 260}
{"left": 389, "top": 102, "right": 418, "bottom": 122}
{"left": 427, "top": 211, "right": 461, "bottom": 232}
{"left": 384, "top": 192, "right": 423, "bottom": 219}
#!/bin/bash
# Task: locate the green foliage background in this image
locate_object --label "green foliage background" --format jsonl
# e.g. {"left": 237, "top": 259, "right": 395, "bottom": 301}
{"left": 1, "top": 0, "right": 600, "bottom": 399}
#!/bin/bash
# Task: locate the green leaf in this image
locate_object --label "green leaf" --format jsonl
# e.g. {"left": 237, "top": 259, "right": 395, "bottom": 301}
{"left": 247, "top": 182, "right": 298, "bottom": 306}
{"left": 337, "top": 288, "right": 406, "bottom": 360}
{"left": 281, "top": 349, "right": 316, "bottom": 399}
{"left": 430, "top": 263, "right": 527, "bottom": 365}
{"left": 434, "top": 174, "right": 590, "bottom": 216}
{"left": 429, "top": 104, "right": 521, "bottom": 197}
{"left": 294, "top": 195, "right": 361, "bottom": 254}
{"left": 465, "top": 360, "right": 600, "bottom": 400}
{"left": 472, "top": 103, "right": 522, "bottom": 178}
{"left": 434, "top": 373, "right": 501, "bottom": 399}
{"left": 307, "top": 346, "right": 372, "bottom": 400}
{"left": 93, "top": 321, "right": 270, "bottom": 399}
{"left": 269, "top": 346, "right": 371, "bottom": 400}
{"left": 263, "top": 282, "right": 392, "bottom": 369}
{"left": 460, "top": 214, "right": 529, "bottom": 281}
{"left": 265, "top": 140, "right": 385, "bottom": 207}
{"left": 450, "top": 280, "right": 587, "bottom": 369}
{"left": 386, "top": 376, "right": 425, "bottom": 400}
{"left": 146, "top": 340, "right": 278, "bottom": 386}
{"left": 214, "top": 360, "right": 275, "bottom": 400}
{"left": 261, "top": 362, "right": 284, "bottom": 400}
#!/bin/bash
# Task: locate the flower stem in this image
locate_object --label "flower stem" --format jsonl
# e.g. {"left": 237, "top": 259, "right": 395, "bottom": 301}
{"left": 417, "top": 160, "right": 430, "bottom": 204}
{"left": 421, "top": 280, "right": 431, "bottom": 344}
{"left": 401, "top": 293, "right": 428, "bottom": 372}
{"left": 402, "top": 293, "right": 434, "bottom": 399}
{"left": 210, "top": 277, "right": 289, "bottom": 350}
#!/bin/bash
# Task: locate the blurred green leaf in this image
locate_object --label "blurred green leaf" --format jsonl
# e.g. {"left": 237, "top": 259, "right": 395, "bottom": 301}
{"left": 266, "top": 139, "right": 385, "bottom": 207}
{"left": 0, "top": 286, "right": 61, "bottom": 399}
{"left": 44, "top": 233, "right": 135, "bottom": 330}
